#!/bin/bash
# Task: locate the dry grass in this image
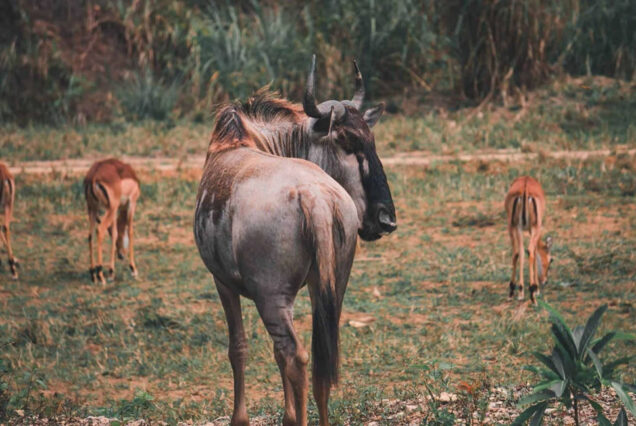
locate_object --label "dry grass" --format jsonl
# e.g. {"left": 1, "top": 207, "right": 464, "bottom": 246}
{"left": 0, "top": 153, "right": 634, "bottom": 424}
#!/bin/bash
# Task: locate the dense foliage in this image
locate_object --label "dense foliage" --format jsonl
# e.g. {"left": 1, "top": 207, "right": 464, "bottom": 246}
{"left": 1, "top": 0, "right": 634, "bottom": 124}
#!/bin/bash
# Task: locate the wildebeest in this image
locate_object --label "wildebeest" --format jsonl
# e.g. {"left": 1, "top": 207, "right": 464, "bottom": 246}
{"left": 0, "top": 161, "right": 18, "bottom": 279}
{"left": 84, "top": 158, "right": 140, "bottom": 284}
{"left": 194, "top": 56, "right": 397, "bottom": 425}
{"left": 505, "top": 176, "right": 553, "bottom": 303}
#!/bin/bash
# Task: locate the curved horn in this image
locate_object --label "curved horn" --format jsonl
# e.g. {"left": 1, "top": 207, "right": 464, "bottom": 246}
{"left": 303, "top": 54, "right": 323, "bottom": 118}
{"left": 351, "top": 59, "right": 365, "bottom": 109}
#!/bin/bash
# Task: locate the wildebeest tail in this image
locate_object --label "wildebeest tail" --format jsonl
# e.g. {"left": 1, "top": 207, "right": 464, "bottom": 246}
{"left": 299, "top": 191, "right": 345, "bottom": 389}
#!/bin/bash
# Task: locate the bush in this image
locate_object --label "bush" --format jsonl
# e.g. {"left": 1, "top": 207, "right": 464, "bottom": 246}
{"left": 514, "top": 302, "right": 636, "bottom": 425}
{"left": 0, "top": 2, "right": 83, "bottom": 124}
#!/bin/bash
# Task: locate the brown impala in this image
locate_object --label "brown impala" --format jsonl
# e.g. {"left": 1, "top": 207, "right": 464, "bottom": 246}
{"left": 0, "top": 161, "right": 18, "bottom": 279}
{"left": 84, "top": 158, "right": 140, "bottom": 284}
{"left": 505, "top": 176, "right": 553, "bottom": 304}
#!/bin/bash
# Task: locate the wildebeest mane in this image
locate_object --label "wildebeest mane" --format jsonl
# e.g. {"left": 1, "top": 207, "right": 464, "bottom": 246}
{"left": 211, "top": 88, "right": 302, "bottom": 146}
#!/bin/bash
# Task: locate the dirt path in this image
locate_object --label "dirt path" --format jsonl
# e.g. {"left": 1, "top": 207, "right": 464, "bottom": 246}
{"left": 7, "top": 148, "right": 635, "bottom": 175}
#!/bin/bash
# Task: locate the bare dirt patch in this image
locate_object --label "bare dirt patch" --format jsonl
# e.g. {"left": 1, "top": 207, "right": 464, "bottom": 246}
{"left": 7, "top": 149, "right": 636, "bottom": 176}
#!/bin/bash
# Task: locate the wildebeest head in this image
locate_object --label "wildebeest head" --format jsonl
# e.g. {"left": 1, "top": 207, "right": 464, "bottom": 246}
{"left": 303, "top": 55, "right": 396, "bottom": 241}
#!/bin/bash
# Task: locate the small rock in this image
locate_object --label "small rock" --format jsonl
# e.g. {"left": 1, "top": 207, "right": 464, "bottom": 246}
{"left": 406, "top": 404, "right": 419, "bottom": 413}
{"left": 438, "top": 391, "right": 457, "bottom": 402}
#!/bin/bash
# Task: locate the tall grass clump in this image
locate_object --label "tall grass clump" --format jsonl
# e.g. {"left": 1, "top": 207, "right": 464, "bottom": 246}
{"left": 117, "top": 70, "right": 178, "bottom": 121}
{"left": 563, "top": 0, "right": 636, "bottom": 80}
{"left": 303, "top": 0, "right": 450, "bottom": 99}
{"left": 192, "top": 2, "right": 311, "bottom": 103}
{"left": 443, "top": 0, "right": 576, "bottom": 101}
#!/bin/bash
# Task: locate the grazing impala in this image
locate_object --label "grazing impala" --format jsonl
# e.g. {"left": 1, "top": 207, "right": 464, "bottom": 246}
{"left": 194, "top": 56, "right": 396, "bottom": 426}
{"left": 0, "top": 162, "right": 18, "bottom": 279}
{"left": 505, "top": 176, "right": 553, "bottom": 303}
{"left": 84, "top": 158, "right": 140, "bottom": 284}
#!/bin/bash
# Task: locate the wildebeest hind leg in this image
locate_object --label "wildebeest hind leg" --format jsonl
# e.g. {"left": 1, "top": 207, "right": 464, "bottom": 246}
{"left": 275, "top": 348, "right": 297, "bottom": 425}
{"left": 215, "top": 278, "right": 249, "bottom": 426}
{"left": 256, "top": 297, "right": 309, "bottom": 426}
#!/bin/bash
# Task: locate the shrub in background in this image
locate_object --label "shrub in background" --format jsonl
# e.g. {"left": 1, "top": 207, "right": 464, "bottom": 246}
{"left": 2, "top": 0, "right": 636, "bottom": 124}
{"left": 0, "top": 1, "right": 83, "bottom": 124}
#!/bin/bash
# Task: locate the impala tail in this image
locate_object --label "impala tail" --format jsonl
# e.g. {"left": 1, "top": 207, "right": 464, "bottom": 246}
{"left": 300, "top": 192, "right": 346, "bottom": 388}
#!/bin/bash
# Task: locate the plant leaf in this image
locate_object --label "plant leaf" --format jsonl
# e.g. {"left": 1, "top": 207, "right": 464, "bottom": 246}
{"left": 572, "top": 325, "right": 585, "bottom": 352}
{"left": 530, "top": 402, "right": 548, "bottom": 426}
{"left": 535, "top": 379, "right": 565, "bottom": 393}
{"left": 523, "top": 365, "right": 559, "bottom": 381}
{"left": 518, "top": 390, "right": 556, "bottom": 406}
{"left": 611, "top": 382, "right": 636, "bottom": 418}
{"left": 513, "top": 402, "right": 548, "bottom": 426}
{"left": 540, "top": 301, "right": 577, "bottom": 358}
{"left": 581, "top": 394, "right": 604, "bottom": 414}
{"left": 604, "top": 356, "right": 635, "bottom": 377}
{"left": 587, "top": 348, "right": 603, "bottom": 379}
{"left": 597, "top": 413, "right": 612, "bottom": 426}
{"left": 551, "top": 349, "right": 567, "bottom": 380}
{"left": 549, "top": 379, "right": 568, "bottom": 397}
{"left": 533, "top": 352, "right": 561, "bottom": 377}
{"left": 578, "top": 304, "right": 607, "bottom": 357}
{"left": 551, "top": 322, "right": 578, "bottom": 360}
{"left": 591, "top": 332, "right": 616, "bottom": 355}
{"left": 613, "top": 408, "right": 628, "bottom": 426}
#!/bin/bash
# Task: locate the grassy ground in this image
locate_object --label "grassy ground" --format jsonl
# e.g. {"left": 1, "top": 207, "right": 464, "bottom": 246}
{"left": 1, "top": 153, "right": 634, "bottom": 423}
{"left": 1, "top": 76, "right": 635, "bottom": 163}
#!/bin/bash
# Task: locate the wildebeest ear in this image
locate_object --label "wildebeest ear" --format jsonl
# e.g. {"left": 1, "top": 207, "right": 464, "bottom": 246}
{"left": 363, "top": 103, "right": 385, "bottom": 128}
{"left": 311, "top": 116, "right": 332, "bottom": 136}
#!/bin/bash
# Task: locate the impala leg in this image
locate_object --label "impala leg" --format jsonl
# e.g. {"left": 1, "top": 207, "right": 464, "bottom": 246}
{"left": 508, "top": 226, "right": 520, "bottom": 298}
{"left": 528, "top": 230, "right": 541, "bottom": 304}
{"left": 127, "top": 200, "right": 138, "bottom": 278}
{"left": 108, "top": 215, "right": 118, "bottom": 280}
{"left": 216, "top": 279, "right": 249, "bottom": 426}
{"left": 96, "top": 206, "right": 117, "bottom": 285}
{"left": 517, "top": 229, "right": 525, "bottom": 301}
{"left": 257, "top": 298, "right": 308, "bottom": 426}
{"left": 1, "top": 214, "right": 18, "bottom": 279}
{"left": 116, "top": 203, "right": 128, "bottom": 260}
{"left": 88, "top": 213, "right": 96, "bottom": 282}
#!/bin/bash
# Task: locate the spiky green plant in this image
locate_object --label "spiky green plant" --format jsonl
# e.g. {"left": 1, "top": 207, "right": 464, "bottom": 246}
{"left": 117, "top": 69, "right": 178, "bottom": 121}
{"left": 514, "top": 302, "right": 635, "bottom": 425}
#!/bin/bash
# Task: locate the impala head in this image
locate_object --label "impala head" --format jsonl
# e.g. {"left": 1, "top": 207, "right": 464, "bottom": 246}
{"left": 303, "top": 55, "right": 396, "bottom": 241}
{"left": 537, "top": 236, "right": 553, "bottom": 285}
